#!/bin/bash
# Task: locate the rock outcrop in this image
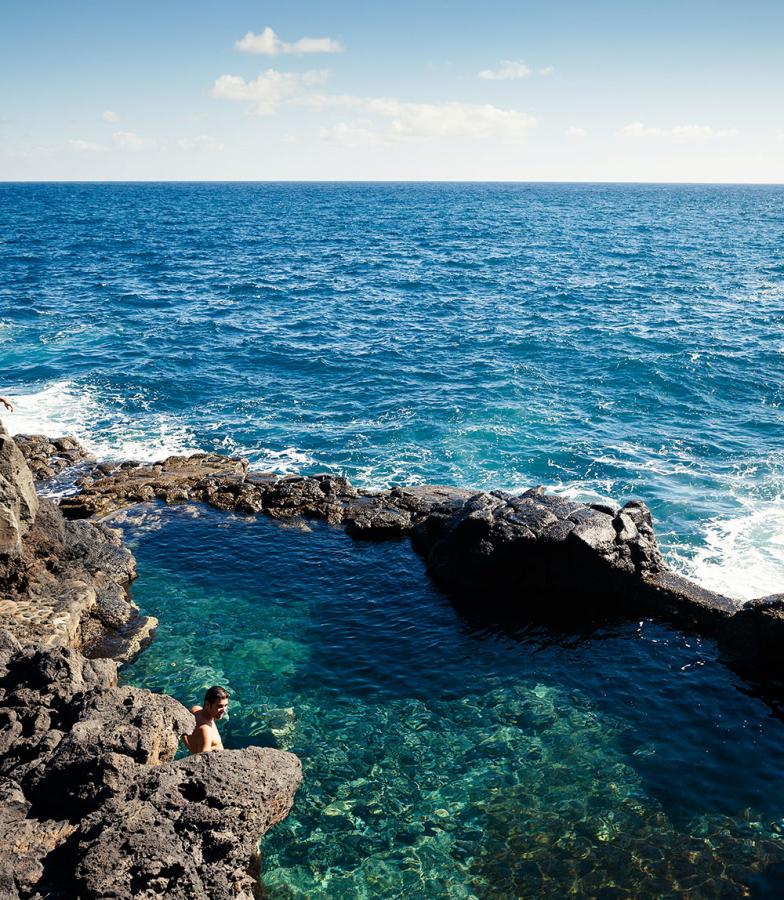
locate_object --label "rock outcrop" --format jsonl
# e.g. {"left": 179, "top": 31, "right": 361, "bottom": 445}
{"left": 13, "top": 434, "right": 96, "bottom": 484}
{"left": 25, "top": 432, "right": 784, "bottom": 670}
{"left": 0, "top": 424, "right": 153, "bottom": 662}
{"left": 0, "top": 427, "right": 38, "bottom": 558}
{"left": 0, "top": 632, "right": 302, "bottom": 899}
{"left": 1, "top": 429, "right": 304, "bottom": 898}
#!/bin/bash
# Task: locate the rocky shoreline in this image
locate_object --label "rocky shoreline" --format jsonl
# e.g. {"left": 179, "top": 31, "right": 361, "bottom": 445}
{"left": 15, "top": 431, "right": 784, "bottom": 673}
{"left": 3, "top": 427, "right": 784, "bottom": 897}
{"left": 0, "top": 425, "right": 302, "bottom": 899}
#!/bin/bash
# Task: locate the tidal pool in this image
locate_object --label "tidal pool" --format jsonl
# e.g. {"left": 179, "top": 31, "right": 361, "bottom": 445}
{"left": 119, "top": 503, "right": 784, "bottom": 898}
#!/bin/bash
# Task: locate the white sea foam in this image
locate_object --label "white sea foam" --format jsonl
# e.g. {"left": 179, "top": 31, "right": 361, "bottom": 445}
{"left": 215, "top": 434, "right": 319, "bottom": 475}
{"left": 7, "top": 380, "right": 202, "bottom": 463}
{"left": 670, "top": 498, "right": 784, "bottom": 602}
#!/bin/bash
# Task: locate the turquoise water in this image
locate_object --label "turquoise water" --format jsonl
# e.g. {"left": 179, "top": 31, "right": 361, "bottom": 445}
{"left": 3, "top": 182, "right": 784, "bottom": 895}
{"left": 120, "top": 503, "right": 784, "bottom": 897}
{"left": 1, "top": 182, "right": 783, "bottom": 599}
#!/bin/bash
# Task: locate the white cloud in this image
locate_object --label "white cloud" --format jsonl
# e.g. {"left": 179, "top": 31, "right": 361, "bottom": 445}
{"left": 236, "top": 26, "right": 342, "bottom": 56}
{"left": 617, "top": 121, "right": 738, "bottom": 141}
{"left": 68, "top": 139, "right": 107, "bottom": 153}
{"left": 565, "top": 126, "right": 587, "bottom": 139}
{"left": 112, "top": 131, "right": 146, "bottom": 150}
{"left": 213, "top": 69, "right": 536, "bottom": 143}
{"left": 617, "top": 122, "right": 663, "bottom": 139}
{"left": 177, "top": 135, "right": 224, "bottom": 153}
{"left": 671, "top": 124, "right": 738, "bottom": 140}
{"left": 320, "top": 99, "right": 536, "bottom": 144}
{"left": 69, "top": 132, "right": 150, "bottom": 153}
{"left": 320, "top": 121, "right": 381, "bottom": 147}
{"left": 478, "top": 60, "right": 532, "bottom": 81}
{"left": 102, "top": 110, "right": 120, "bottom": 123}
{"left": 211, "top": 69, "right": 328, "bottom": 115}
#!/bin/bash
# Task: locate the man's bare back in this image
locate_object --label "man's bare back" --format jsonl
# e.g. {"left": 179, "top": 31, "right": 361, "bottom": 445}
{"left": 183, "top": 686, "right": 229, "bottom": 754}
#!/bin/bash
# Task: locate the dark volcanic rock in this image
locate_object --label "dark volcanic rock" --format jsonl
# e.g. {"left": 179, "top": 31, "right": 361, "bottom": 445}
{"left": 59, "top": 452, "right": 248, "bottom": 519}
{"left": 0, "top": 634, "right": 302, "bottom": 900}
{"left": 74, "top": 748, "right": 302, "bottom": 900}
{"left": 344, "top": 495, "right": 412, "bottom": 539}
{"left": 1, "top": 425, "right": 154, "bottom": 662}
{"left": 1, "top": 431, "right": 303, "bottom": 898}
{"left": 416, "top": 487, "right": 666, "bottom": 614}
{"left": 13, "top": 433, "right": 97, "bottom": 484}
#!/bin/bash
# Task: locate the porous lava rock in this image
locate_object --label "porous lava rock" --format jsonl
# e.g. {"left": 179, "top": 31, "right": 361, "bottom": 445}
{"left": 0, "top": 632, "right": 302, "bottom": 900}
{"left": 74, "top": 748, "right": 302, "bottom": 900}
{"left": 13, "top": 433, "right": 96, "bottom": 483}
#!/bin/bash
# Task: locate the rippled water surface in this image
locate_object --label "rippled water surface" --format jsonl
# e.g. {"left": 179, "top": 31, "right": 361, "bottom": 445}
{"left": 1, "top": 182, "right": 783, "bottom": 599}
{"left": 120, "top": 504, "right": 784, "bottom": 898}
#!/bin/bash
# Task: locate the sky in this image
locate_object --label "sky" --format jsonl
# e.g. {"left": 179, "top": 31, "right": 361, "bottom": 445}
{"left": 1, "top": 0, "right": 783, "bottom": 182}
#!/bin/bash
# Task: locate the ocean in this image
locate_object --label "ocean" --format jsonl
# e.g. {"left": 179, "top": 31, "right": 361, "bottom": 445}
{"left": 2, "top": 182, "right": 782, "bottom": 600}
{"left": 2, "top": 182, "right": 784, "bottom": 896}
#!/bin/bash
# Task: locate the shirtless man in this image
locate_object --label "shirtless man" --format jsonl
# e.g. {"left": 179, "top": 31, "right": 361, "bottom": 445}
{"left": 183, "top": 685, "right": 229, "bottom": 754}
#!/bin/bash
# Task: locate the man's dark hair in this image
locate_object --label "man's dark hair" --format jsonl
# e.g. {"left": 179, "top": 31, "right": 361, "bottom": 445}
{"left": 204, "top": 685, "right": 229, "bottom": 706}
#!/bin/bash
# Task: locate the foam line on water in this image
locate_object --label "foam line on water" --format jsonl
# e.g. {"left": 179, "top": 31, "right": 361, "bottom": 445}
{"left": 7, "top": 380, "right": 202, "bottom": 463}
{"left": 214, "top": 435, "right": 318, "bottom": 475}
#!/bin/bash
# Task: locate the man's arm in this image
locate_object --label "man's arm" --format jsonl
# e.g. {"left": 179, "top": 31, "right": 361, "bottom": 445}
{"left": 0, "top": 397, "right": 13, "bottom": 412}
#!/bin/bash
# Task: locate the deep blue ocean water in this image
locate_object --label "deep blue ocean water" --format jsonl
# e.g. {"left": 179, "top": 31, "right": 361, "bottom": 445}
{"left": 2, "top": 182, "right": 783, "bottom": 598}
{"left": 2, "top": 183, "right": 784, "bottom": 896}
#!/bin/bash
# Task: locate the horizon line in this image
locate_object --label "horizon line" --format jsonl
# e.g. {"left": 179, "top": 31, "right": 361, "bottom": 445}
{"left": 1, "top": 179, "right": 783, "bottom": 187}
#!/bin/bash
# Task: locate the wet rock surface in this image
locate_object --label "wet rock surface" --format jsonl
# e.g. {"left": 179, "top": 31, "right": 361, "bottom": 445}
{"left": 0, "top": 633, "right": 301, "bottom": 899}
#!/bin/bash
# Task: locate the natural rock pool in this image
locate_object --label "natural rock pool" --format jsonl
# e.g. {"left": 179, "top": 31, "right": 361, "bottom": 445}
{"left": 119, "top": 503, "right": 784, "bottom": 898}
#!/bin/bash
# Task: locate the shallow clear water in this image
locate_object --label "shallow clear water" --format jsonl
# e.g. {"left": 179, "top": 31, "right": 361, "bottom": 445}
{"left": 120, "top": 503, "right": 784, "bottom": 898}
{"left": 1, "top": 183, "right": 783, "bottom": 599}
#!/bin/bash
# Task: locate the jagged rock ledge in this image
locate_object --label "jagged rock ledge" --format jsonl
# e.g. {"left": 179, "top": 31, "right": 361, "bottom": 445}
{"left": 1, "top": 426, "right": 154, "bottom": 663}
{"left": 14, "top": 432, "right": 784, "bottom": 675}
{"left": 0, "top": 631, "right": 301, "bottom": 899}
{"left": 1, "top": 426, "right": 303, "bottom": 899}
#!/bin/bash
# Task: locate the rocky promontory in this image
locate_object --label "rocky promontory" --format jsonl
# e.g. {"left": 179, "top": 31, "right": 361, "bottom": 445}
{"left": 1, "top": 427, "right": 303, "bottom": 899}
{"left": 0, "top": 631, "right": 301, "bottom": 899}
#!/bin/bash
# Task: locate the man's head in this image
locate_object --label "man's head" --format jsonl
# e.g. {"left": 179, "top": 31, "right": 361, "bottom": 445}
{"left": 204, "top": 685, "right": 229, "bottom": 719}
